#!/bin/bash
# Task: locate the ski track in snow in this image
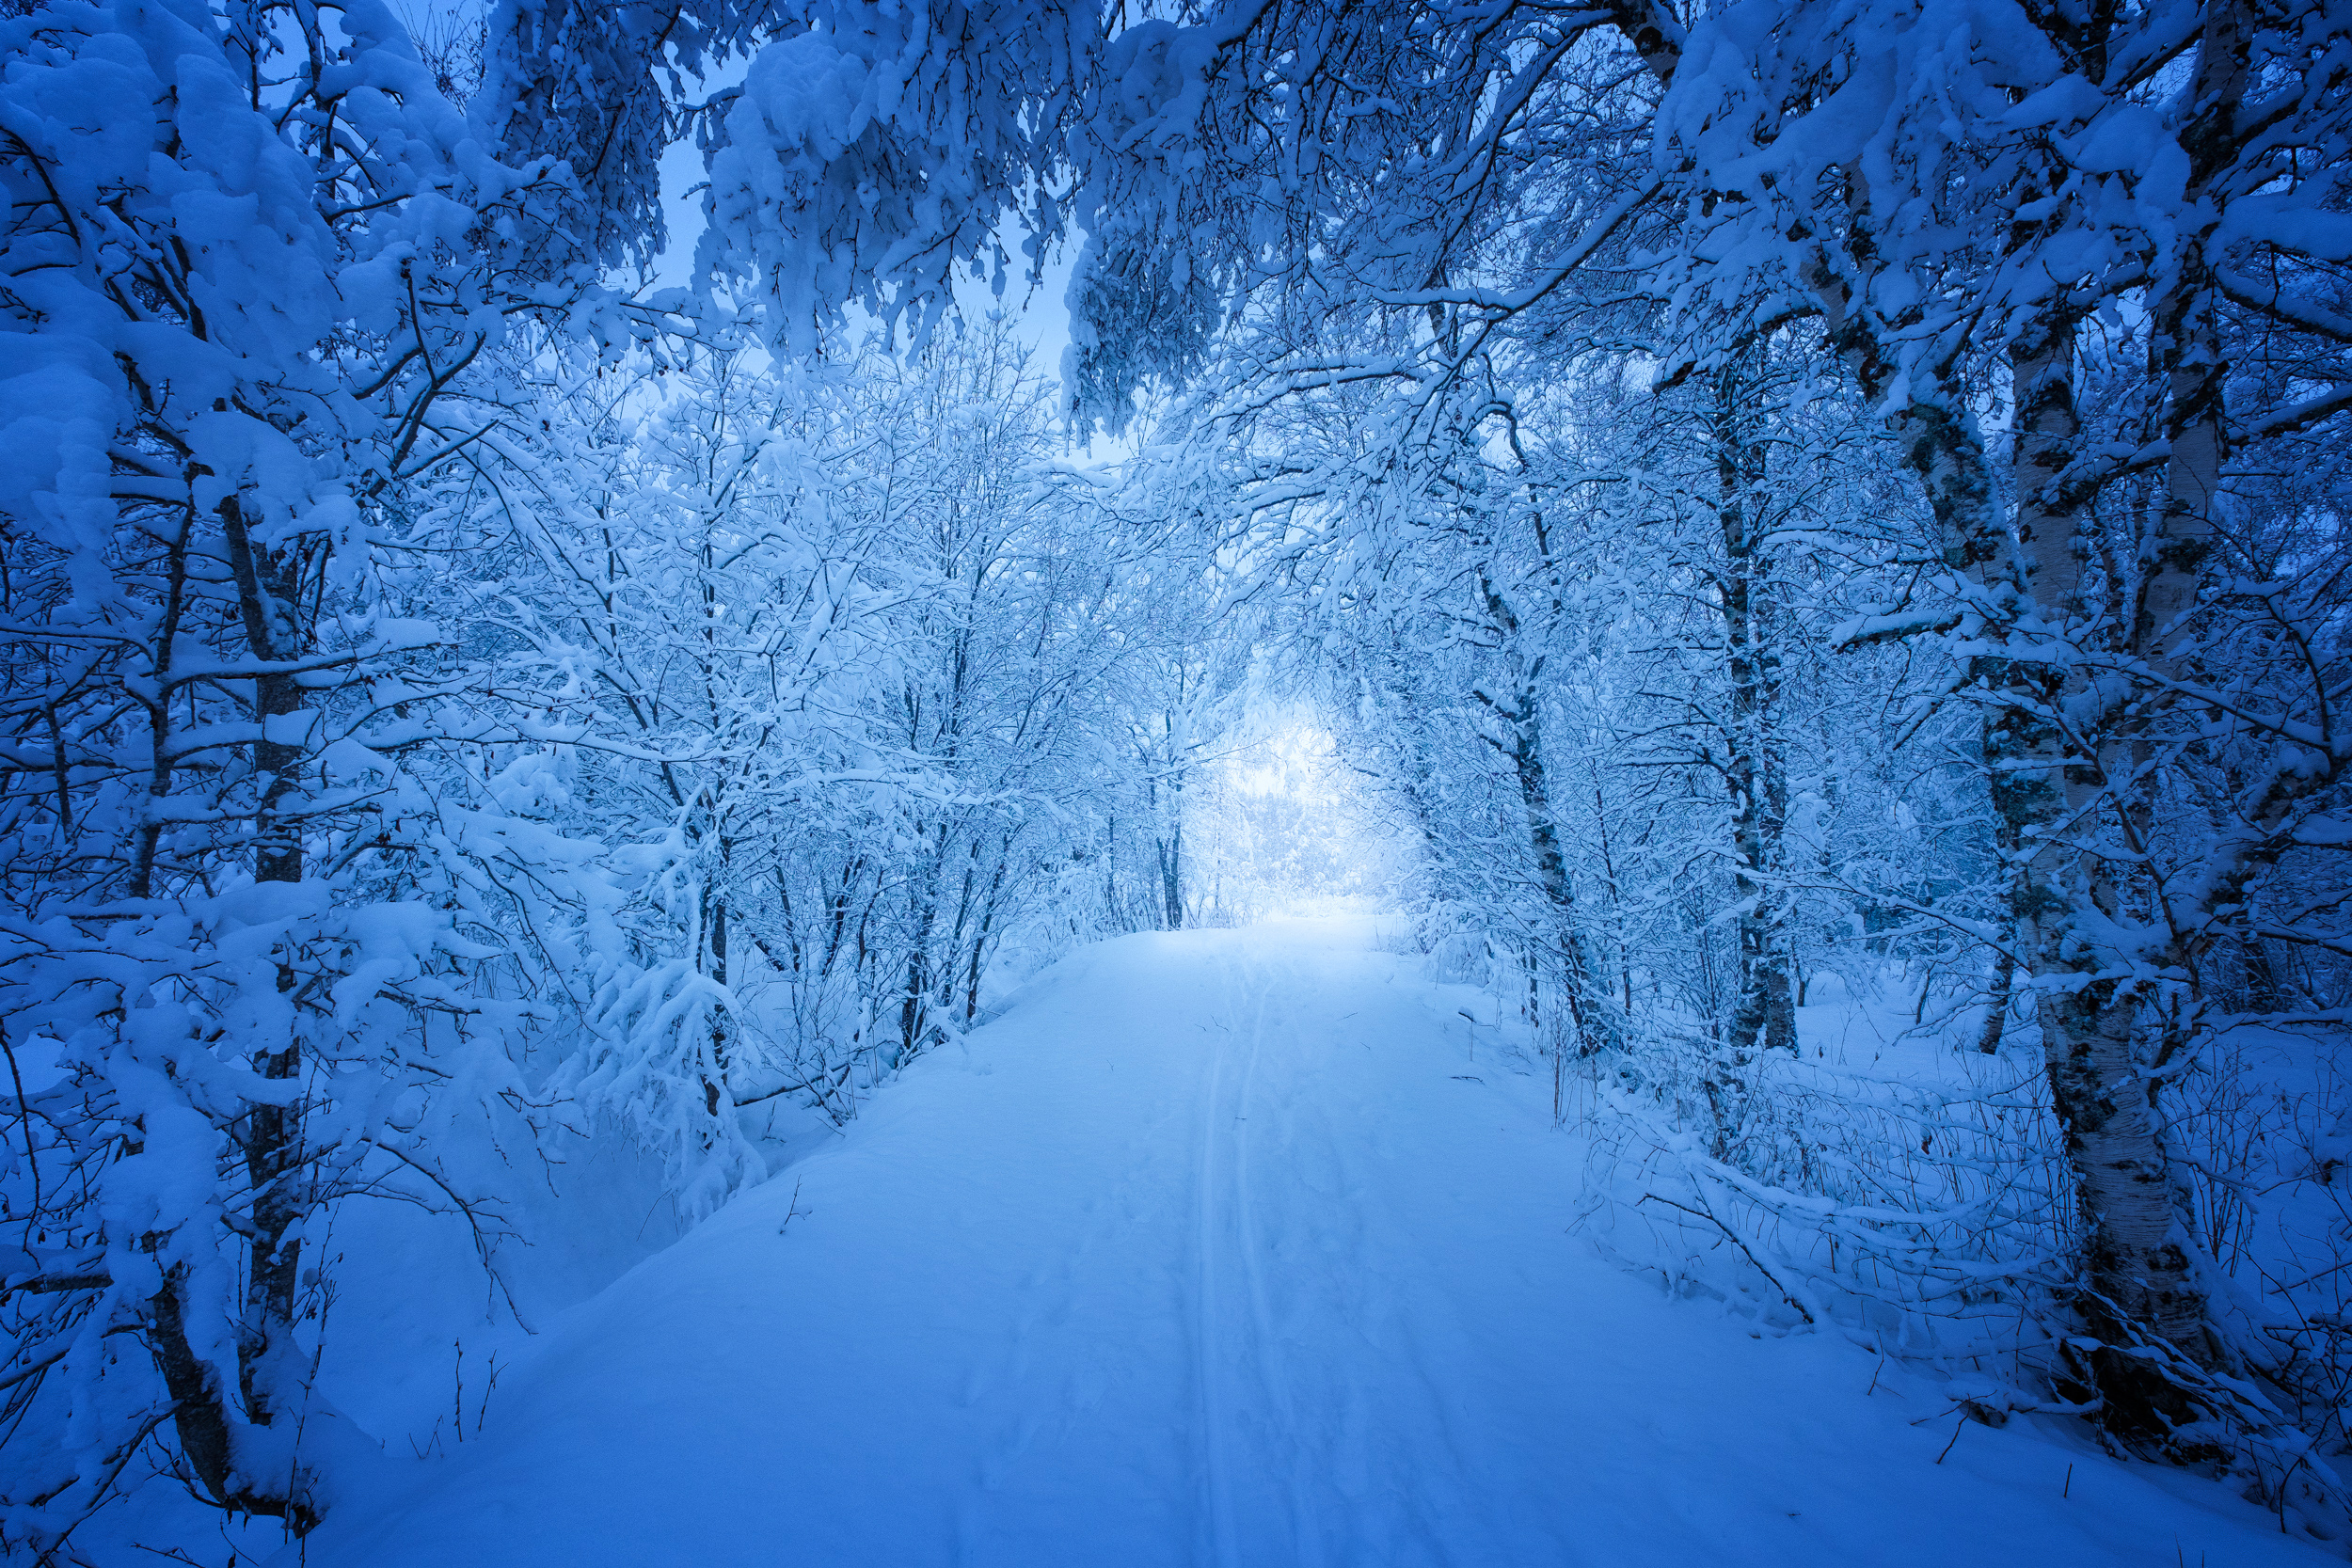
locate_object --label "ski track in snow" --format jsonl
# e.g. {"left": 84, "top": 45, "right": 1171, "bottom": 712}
{"left": 303, "top": 918, "right": 2336, "bottom": 1567}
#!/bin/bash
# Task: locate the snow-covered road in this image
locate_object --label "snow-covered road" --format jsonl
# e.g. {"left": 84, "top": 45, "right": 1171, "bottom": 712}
{"left": 308, "top": 918, "right": 2329, "bottom": 1566}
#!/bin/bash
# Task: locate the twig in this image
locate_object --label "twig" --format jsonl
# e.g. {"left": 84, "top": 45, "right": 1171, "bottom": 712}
{"left": 1639, "top": 1191, "right": 1816, "bottom": 1325}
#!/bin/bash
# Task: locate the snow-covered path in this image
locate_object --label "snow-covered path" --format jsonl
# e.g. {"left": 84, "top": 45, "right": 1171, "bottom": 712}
{"left": 310, "top": 919, "right": 2328, "bottom": 1566}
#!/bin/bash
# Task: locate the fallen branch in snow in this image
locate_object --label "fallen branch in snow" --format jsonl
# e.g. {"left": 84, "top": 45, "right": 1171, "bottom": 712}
{"left": 1637, "top": 1191, "right": 1815, "bottom": 1326}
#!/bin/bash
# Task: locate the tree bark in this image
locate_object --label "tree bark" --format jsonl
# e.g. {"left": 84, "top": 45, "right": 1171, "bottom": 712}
{"left": 1475, "top": 572, "right": 1616, "bottom": 1059}
{"left": 1781, "top": 0, "right": 2241, "bottom": 1409}
{"left": 1977, "top": 944, "right": 2015, "bottom": 1054}
{"left": 1156, "top": 820, "right": 1184, "bottom": 930}
{"left": 1713, "top": 352, "right": 1797, "bottom": 1066}
{"left": 143, "top": 494, "right": 313, "bottom": 1520}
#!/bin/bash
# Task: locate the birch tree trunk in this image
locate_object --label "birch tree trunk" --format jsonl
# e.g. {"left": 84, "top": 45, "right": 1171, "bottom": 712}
{"left": 1780, "top": 12, "right": 2239, "bottom": 1421}
{"left": 2034, "top": 0, "right": 2254, "bottom": 1393}
{"left": 1713, "top": 354, "right": 1797, "bottom": 1065}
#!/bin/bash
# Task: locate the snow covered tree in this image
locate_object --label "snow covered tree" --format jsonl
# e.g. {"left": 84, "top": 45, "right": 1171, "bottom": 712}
{"left": 0, "top": 0, "right": 626, "bottom": 1536}
{"left": 1655, "top": 0, "right": 2352, "bottom": 1449}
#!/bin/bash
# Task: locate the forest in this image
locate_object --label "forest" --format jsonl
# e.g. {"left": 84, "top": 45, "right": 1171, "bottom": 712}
{"left": 1, "top": 0, "right": 2349, "bottom": 1560}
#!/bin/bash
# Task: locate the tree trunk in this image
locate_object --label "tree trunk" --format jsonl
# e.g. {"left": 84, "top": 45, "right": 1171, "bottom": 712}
{"left": 2005, "top": 0, "right": 2242, "bottom": 1418}
{"left": 1156, "top": 820, "right": 1184, "bottom": 929}
{"left": 1796, "top": 34, "right": 2237, "bottom": 1408}
{"left": 703, "top": 879, "right": 731, "bottom": 1115}
{"left": 1714, "top": 351, "right": 1798, "bottom": 1065}
{"left": 1977, "top": 943, "right": 2015, "bottom": 1054}
{"left": 1475, "top": 572, "right": 1616, "bottom": 1058}
{"left": 148, "top": 495, "right": 313, "bottom": 1521}
{"left": 900, "top": 826, "right": 949, "bottom": 1058}
{"left": 2040, "top": 0, "right": 2252, "bottom": 1406}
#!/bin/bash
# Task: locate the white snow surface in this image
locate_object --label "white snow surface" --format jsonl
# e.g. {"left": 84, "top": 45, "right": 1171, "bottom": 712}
{"left": 302, "top": 917, "right": 2330, "bottom": 1566}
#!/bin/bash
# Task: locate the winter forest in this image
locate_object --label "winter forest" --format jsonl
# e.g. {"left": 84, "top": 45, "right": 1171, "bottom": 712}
{"left": 2, "top": 0, "right": 2350, "bottom": 1561}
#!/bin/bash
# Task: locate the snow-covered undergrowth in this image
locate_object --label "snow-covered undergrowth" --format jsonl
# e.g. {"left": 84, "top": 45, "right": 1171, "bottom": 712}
{"left": 1510, "top": 963, "right": 2352, "bottom": 1541}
